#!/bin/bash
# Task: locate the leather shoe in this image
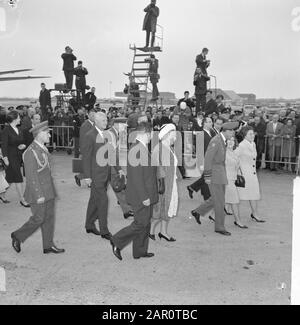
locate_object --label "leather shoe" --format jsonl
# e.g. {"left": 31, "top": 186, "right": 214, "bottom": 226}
{"left": 215, "top": 230, "right": 231, "bottom": 236}
{"left": 44, "top": 246, "right": 65, "bottom": 254}
{"left": 191, "top": 210, "right": 201, "bottom": 224}
{"left": 74, "top": 175, "right": 81, "bottom": 187}
{"left": 101, "top": 233, "right": 112, "bottom": 240}
{"left": 11, "top": 233, "right": 21, "bottom": 253}
{"left": 124, "top": 211, "right": 134, "bottom": 219}
{"left": 110, "top": 240, "right": 122, "bottom": 261}
{"left": 187, "top": 186, "right": 194, "bottom": 199}
{"left": 86, "top": 228, "right": 101, "bottom": 236}
{"left": 134, "top": 253, "right": 155, "bottom": 259}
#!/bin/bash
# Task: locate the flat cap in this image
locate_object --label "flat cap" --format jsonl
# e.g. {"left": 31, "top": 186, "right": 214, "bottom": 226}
{"left": 222, "top": 121, "right": 239, "bottom": 131}
{"left": 221, "top": 107, "right": 231, "bottom": 114}
{"left": 30, "top": 121, "right": 49, "bottom": 137}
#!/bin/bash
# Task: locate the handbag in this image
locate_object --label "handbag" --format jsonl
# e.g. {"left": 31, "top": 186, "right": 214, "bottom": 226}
{"left": 111, "top": 173, "right": 126, "bottom": 193}
{"left": 235, "top": 168, "right": 245, "bottom": 188}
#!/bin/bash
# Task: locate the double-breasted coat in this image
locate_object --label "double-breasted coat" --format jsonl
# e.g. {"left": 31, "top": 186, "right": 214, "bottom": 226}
{"left": 235, "top": 139, "right": 261, "bottom": 201}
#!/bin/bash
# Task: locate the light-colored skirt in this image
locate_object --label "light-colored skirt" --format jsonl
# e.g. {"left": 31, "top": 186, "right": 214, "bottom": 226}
{"left": 225, "top": 179, "right": 240, "bottom": 204}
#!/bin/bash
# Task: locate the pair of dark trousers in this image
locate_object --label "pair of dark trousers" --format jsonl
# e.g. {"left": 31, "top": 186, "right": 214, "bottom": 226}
{"left": 196, "top": 94, "right": 206, "bottom": 115}
{"left": 85, "top": 182, "right": 109, "bottom": 235}
{"left": 146, "top": 30, "right": 156, "bottom": 47}
{"left": 13, "top": 199, "right": 55, "bottom": 250}
{"left": 195, "top": 184, "right": 226, "bottom": 232}
{"left": 64, "top": 70, "right": 74, "bottom": 90}
{"left": 112, "top": 205, "right": 153, "bottom": 258}
{"left": 269, "top": 145, "right": 281, "bottom": 169}
{"left": 151, "top": 82, "right": 159, "bottom": 99}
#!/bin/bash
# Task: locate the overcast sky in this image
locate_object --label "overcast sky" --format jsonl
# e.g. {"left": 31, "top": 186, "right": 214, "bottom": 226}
{"left": 0, "top": 0, "right": 299, "bottom": 99}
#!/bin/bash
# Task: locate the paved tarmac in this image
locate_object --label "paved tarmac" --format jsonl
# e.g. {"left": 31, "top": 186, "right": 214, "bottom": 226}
{"left": 0, "top": 153, "right": 294, "bottom": 305}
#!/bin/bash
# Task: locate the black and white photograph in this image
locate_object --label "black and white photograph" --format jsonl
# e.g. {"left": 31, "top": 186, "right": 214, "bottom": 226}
{"left": 0, "top": 0, "right": 300, "bottom": 309}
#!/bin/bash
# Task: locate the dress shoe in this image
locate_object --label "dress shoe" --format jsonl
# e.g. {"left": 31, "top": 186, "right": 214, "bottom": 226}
{"left": 124, "top": 211, "right": 134, "bottom": 219}
{"left": 191, "top": 210, "right": 201, "bottom": 225}
{"left": 215, "top": 230, "right": 231, "bottom": 236}
{"left": 209, "top": 215, "right": 215, "bottom": 222}
{"left": 11, "top": 233, "right": 21, "bottom": 253}
{"left": 43, "top": 246, "right": 65, "bottom": 254}
{"left": 74, "top": 175, "right": 81, "bottom": 187}
{"left": 234, "top": 222, "right": 248, "bottom": 229}
{"left": 158, "top": 232, "right": 176, "bottom": 242}
{"left": 187, "top": 186, "right": 194, "bottom": 199}
{"left": 86, "top": 228, "right": 101, "bottom": 236}
{"left": 149, "top": 234, "right": 156, "bottom": 241}
{"left": 224, "top": 208, "right": 233, "bottom": 215}
{"left": 251, "top": 214, "right": 266, "bottom": 223}
{"left": 20, "top": 201, "right": 30, "bottom": 208}
{"left": 101, "top": 233, "right": 112, "bottom": 240}
{"left": 134, "top": 253, "right": 155, "bottom": 259}
{"left": 110, "top": 240, "right": 122, "bottom": 261}
{"left": 0, "top": 197, "right": 10, "bottom": 204}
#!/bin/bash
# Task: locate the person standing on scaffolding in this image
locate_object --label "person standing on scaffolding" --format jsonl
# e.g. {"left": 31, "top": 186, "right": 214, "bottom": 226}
{"left": 61, "top": 46, "right": 77, "bottom": 90}
{"left": 146, "top": 54, "right": 160, "bottom": 102}
{"left": 143, "top": 0, "right": 160, "bottom": 48}
{"left": 74, "top": 61, "right": 89, "bottom": 106}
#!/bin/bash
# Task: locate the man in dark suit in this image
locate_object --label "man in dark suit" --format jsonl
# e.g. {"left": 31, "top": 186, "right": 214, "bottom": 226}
{"left": 74, "top": 109, "right": 96, "bottom": 187}
{"left": 205, "top": 90, "right": 218, "bottom": 117}
{"left": 74, "top": 61, "right": 88, "bottom": 105}
{"left": 85, "top": 87, "right": 97, "bottom": 110}
{"left": 83, "top": 112, "right": 124, "bottom": 240}
{"left": 61, "top": 46, "right": 77, "bottom": 90}
{"left": 196, "top": 48, "right": 210, "bottom": 75}
{"left": 110, "top": 122, "right": 159, "bottom": 260}
{"left": 187, "top": 117, "right": 214, "bottom": 203}
{"left": 194, "top": 68, "right": 209, "bottom": 115}
{"left": 39, "top": 83, "right": 51, "bottom": 122}
{"left": 216, "top": 94, "right": 226, "bottom": 115}
{"left": 11, "top": 121, "right": 65, "bottom": 254}
{"left": 191, "top": 122, "right": 239, "bottom": 236}
{"left": 143, "top": 0, "right": 160, "bottom": 48}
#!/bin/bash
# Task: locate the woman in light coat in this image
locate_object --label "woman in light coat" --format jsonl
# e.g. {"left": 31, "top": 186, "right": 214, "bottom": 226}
{"left": 225, "top": 137, "right": 248, "bottom": 229}
{"left": 150, "top": 124, "right": 180, "bottom": 242}
{"left": 235, "top": 126, "right": 265, "bottom": 223}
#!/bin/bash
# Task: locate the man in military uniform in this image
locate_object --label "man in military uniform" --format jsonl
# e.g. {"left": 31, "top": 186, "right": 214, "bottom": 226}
{"left": 191, "top": 122, "right": 239, "bottom": 236}
{"left": 11, "top": 121, "right": 65, "bottom": 254}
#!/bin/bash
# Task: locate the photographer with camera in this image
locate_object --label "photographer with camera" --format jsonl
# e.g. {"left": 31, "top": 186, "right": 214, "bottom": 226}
{"left": 194, "top": 68, "right": 209, "bottom": 115}
{"left": 143, "top": 0, "right": 160, "bottom": 48}
{"left": 145, "top": 54, "right": 160, "bottom": 102}
{"left": 196, "top": 48, "right": 211, "bottom": 76}
{"left": 74, "top": 61, "right": 89, "bottom": 105}
{"left": 61, "top": 46, "right": 77, "bottom": 90}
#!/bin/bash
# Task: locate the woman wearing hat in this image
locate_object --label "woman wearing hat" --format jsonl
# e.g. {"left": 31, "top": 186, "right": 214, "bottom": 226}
{"left": 235, "top": 126, "right": 265, "bottom": 223}
{"left": 150, "top": 124, "right": 180, "bottom": 242}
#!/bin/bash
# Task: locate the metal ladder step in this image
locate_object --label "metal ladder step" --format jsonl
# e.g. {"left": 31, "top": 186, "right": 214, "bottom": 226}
{"left": 133, "top": 68, "right": 150, "bottom": 71}
{"left": 135, "top": 54, "right": 152, "bottom": 57}
{"left": 133, "top": 61, "right": 148, "bottom": 64}
{"left": 133, "top": 75, "right": 149, "bottom": 78}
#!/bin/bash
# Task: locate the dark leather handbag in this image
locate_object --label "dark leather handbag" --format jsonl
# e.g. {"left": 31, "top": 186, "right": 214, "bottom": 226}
{"left": 72, "top": 158, "right": 83, "bottom": 174}
{"left": 111, "top": 173, "right": 126, "bottom": 193}
{"left": 235, "top": 169, "right": 245, "bottom": 188}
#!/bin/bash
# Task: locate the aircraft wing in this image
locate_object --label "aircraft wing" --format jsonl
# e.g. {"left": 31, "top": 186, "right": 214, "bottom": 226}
{"left": 0, "top": 76, "right": 51, "bottom": 81}
{"left": 0, "top": 69, "right": 33, "bottom": 76}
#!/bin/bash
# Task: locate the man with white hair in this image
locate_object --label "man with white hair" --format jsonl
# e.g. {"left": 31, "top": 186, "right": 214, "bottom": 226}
{"left": 83, "top": 112, "right": 125, "bottom": 239}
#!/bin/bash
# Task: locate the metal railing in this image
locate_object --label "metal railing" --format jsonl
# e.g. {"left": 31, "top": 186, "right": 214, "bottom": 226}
{"left": 48, "top": 126, "right": 74, "bottom": 150}
{"left": 259, "top": 135, "right": 300, "bottom": 174}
